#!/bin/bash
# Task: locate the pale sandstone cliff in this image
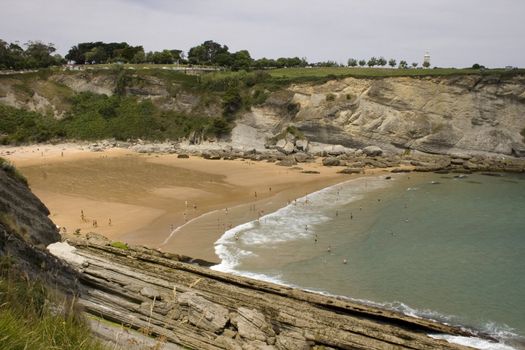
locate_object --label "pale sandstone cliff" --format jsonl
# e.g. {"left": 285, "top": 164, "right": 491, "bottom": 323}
{"left": 240, "top": 75, "right": 525, "bottom": 157}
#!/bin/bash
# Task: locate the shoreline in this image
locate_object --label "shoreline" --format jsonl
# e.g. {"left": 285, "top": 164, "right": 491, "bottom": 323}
{"left": 2, "top": 141, "right": 524, "bottom": 262}
{"left": 3, "top": 142, "right": 524, "bottom": 349}
{"left": 1, "top": 143, "right": 371, "bottom": 261}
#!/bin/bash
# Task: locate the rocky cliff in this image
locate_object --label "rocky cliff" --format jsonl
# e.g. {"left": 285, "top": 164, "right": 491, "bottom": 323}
{"left": 2, "top": 71, "right": 525, "bottom": 158}
{"left": 240, "top": 75, "right": 525, "bottom": 157}
{"left": 0, "top": 160, "right": 77, "bottom": 289}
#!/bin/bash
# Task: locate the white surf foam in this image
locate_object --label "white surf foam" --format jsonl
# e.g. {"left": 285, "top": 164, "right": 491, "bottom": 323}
{"left": 429, "top": 334, "right": 517, "bottom": 350}
{"left": 211, "top": 175, "right": 394, "bottom": 273}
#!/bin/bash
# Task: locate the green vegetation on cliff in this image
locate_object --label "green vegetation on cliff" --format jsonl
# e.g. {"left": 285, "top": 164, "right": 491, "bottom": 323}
{"left": 0, "top": 257, "right": 107, "bottom": 350}
{"left": 0, "top": 92, "right": 231, "bottom": 144}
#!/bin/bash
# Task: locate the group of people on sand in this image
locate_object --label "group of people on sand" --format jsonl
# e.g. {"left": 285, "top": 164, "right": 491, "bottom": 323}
{"left": 78, "top": 209, "right": 111, "bottom": 230}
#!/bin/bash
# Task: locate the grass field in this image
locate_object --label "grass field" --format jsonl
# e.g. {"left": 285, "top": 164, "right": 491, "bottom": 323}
{"left": 267, "top": 66, "right": 525, "bottom": 79}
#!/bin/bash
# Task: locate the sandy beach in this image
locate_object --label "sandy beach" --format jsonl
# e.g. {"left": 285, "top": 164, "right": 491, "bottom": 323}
{"left": 0, "top": 143, "right": 386, "bottom": 262}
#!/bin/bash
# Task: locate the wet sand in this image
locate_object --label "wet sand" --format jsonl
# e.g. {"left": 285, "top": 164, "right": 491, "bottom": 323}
{"left": 0, "top": 144, "right": 378, "bottom": 262}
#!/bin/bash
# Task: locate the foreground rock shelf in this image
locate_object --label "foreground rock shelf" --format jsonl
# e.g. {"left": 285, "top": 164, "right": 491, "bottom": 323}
{"left": 57, "top": 238, "right": 482, "bottom": 350}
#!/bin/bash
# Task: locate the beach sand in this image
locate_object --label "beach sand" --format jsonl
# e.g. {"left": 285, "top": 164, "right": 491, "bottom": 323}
{"left": 1, "top": 144, "right": 388, "bottom": 262}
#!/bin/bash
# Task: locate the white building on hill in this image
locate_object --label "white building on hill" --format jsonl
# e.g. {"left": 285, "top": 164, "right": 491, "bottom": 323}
{"left": 423, "top": 51, "right": 431, "bottom": 67}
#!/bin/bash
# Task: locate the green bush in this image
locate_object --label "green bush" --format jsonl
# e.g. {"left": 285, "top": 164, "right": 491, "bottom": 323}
{"left": 285, "top": 125, "right": 305, "bottom": 140}
{"left": 110, "top": 241, "right": 129, "bottom": 250}
{"left": 326, "top": 93, "right": 336, "bottom": 101}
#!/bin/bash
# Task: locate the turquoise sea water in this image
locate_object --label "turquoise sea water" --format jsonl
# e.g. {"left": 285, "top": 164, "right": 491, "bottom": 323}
{"left": 212, "top": 172, "right": 525, "bottom": 348}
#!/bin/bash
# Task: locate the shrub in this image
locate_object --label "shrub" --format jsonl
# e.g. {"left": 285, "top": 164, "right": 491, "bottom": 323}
{"left": 110, "top": 241, "right": 129, "bottom": 250}
{"left": 326, "top": 93, "right": 336, "bottom": 102}
{"left": 222, "top": 86, "right": 243, "bottom": 119}
{"left": 285, "top": 125, "right": 305, "bottom": 140}
{"left": 286, "top": 102, "right": 300, "bottom": 115}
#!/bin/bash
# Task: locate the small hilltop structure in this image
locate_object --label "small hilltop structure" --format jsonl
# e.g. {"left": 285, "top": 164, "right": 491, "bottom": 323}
{"left": 423, "top": 51, "right": 431, "bottom": 68}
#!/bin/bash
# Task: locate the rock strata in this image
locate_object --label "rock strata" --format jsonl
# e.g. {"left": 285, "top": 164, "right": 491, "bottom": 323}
{"left": 51, "top": 238, "right": 483, "bottom": 350}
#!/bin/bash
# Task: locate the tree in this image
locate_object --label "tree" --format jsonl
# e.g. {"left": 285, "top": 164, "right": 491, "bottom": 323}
{"left": 388, "top": 58, "right": 397, "bottom": 68}
{"left": 24, "top": 41, "right": 58, "bottom": 68}
{"left": 84, "top": 46, "right": 107, "bottom": 64}
{"left": 231, "top": 50, "right": 253, "bottom": 70}
{"left": 65, "top": 42, "right": 141, "bottom": 64}
{"left": 471, "top": 63, "right": 486, "bottom": 69}
{"left": 358, "top": 59, "right": 366, "bottom": 67}
{"left": 367, "top": 57, "right": 378, "bottom": 67}
{"left": 150, "top": 50, "right": 174, "bottom": 64}
{"left": 398, "top": 60, "right": 408, "bottom": 69}
{"left": 131, "top": 49, "right": 146, "bottom": 63}
{"left": 377, "top": 56, "right": 387, "bottom": 66}
{"left": 347, "top": 58, "right": 358, "bottom": 67}
{"left": 411, "top": 62, "right": 418, "bottom": 68}
{"left": 187, "top": 40, "right": 230, "bottom": 65}
{"left": 422, "top": 61, "right": 430, "bottom": 68}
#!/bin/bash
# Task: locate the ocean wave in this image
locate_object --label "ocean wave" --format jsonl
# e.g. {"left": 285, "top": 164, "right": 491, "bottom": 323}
{"left": 212, "top": 175, "right": 394, "bottom": 271}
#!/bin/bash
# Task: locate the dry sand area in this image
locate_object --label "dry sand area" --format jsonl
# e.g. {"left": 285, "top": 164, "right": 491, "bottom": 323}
{"left": 1, "top": 144, "right": 373, "bottom": 262}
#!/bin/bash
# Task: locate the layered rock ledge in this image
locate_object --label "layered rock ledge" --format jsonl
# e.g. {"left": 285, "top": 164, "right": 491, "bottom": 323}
{"left": 53, "top": 236, "right": 484, "bottom": 350}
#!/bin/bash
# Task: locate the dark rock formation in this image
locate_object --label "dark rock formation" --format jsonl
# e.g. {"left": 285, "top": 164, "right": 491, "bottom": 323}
{"left": 0, "top": 165, "right": 77, "bottom": 291}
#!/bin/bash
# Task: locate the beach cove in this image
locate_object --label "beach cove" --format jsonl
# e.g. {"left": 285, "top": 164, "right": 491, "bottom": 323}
{"left": 1, "top": 143, "right": 370, "bottom": 261}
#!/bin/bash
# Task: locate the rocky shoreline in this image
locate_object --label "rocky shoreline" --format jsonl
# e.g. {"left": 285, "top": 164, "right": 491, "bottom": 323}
{"left": 49, "top": 234, "right": 484, "bottom": 350}
{"left": 73, "top": 136, "right": 525, "bottom": 175}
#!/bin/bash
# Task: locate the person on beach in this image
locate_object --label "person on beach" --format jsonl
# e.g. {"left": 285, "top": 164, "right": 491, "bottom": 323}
{"left": 343, "top": 259, "right": 348, "bottom": 264}
{"left": 350, "top": 213, "right": 353, "bottom": 220}
{"left": 80, "top": 210, "right": 85, "bottom": 222}
{"left": 327, "top": 245, "right": 331, "bottom": 252}
{"left": 108, "top": 218, "right": 112, "bottom": 226}
{"left": 92, "top": 220, "right": 98, "bottom": 228}
{"left": 254, "top": 191, "right": 257, "bottom": 199}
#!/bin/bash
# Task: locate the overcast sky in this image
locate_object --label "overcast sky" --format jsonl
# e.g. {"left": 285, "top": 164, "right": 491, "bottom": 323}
{"left": 2, "top": 0, "right": 524, "bottom": 67}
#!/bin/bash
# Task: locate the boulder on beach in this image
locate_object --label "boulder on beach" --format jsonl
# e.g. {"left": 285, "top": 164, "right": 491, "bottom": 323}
{"left": 338, "top": 167, "right": 363, "bottom": 174}
{"left": 322, "top": 157, "right": 340, "bottom": 166}
{"left": 362, "top": 146, "right": 383, "bottom": 157}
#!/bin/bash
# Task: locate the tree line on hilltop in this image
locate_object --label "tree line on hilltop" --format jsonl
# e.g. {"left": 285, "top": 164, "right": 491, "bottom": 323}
{"left": 65, "top": 40, "right": 310, "bottom": 70}
{"left": 0, "top": 40, "right": 63, "bottom": 70}
{"left": 1, "top": 38, "right": 434, "bottom": 71}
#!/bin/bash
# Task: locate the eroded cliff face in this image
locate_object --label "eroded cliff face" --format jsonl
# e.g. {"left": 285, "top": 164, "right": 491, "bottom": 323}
{"left": 279, "top": 75, "right": 525, "bottom": 156}
{"left": 0, "top": 164, "right": 77, "bottom": 290}
{"left": 2, "top": 71, "right": 525, "bottom": 156}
